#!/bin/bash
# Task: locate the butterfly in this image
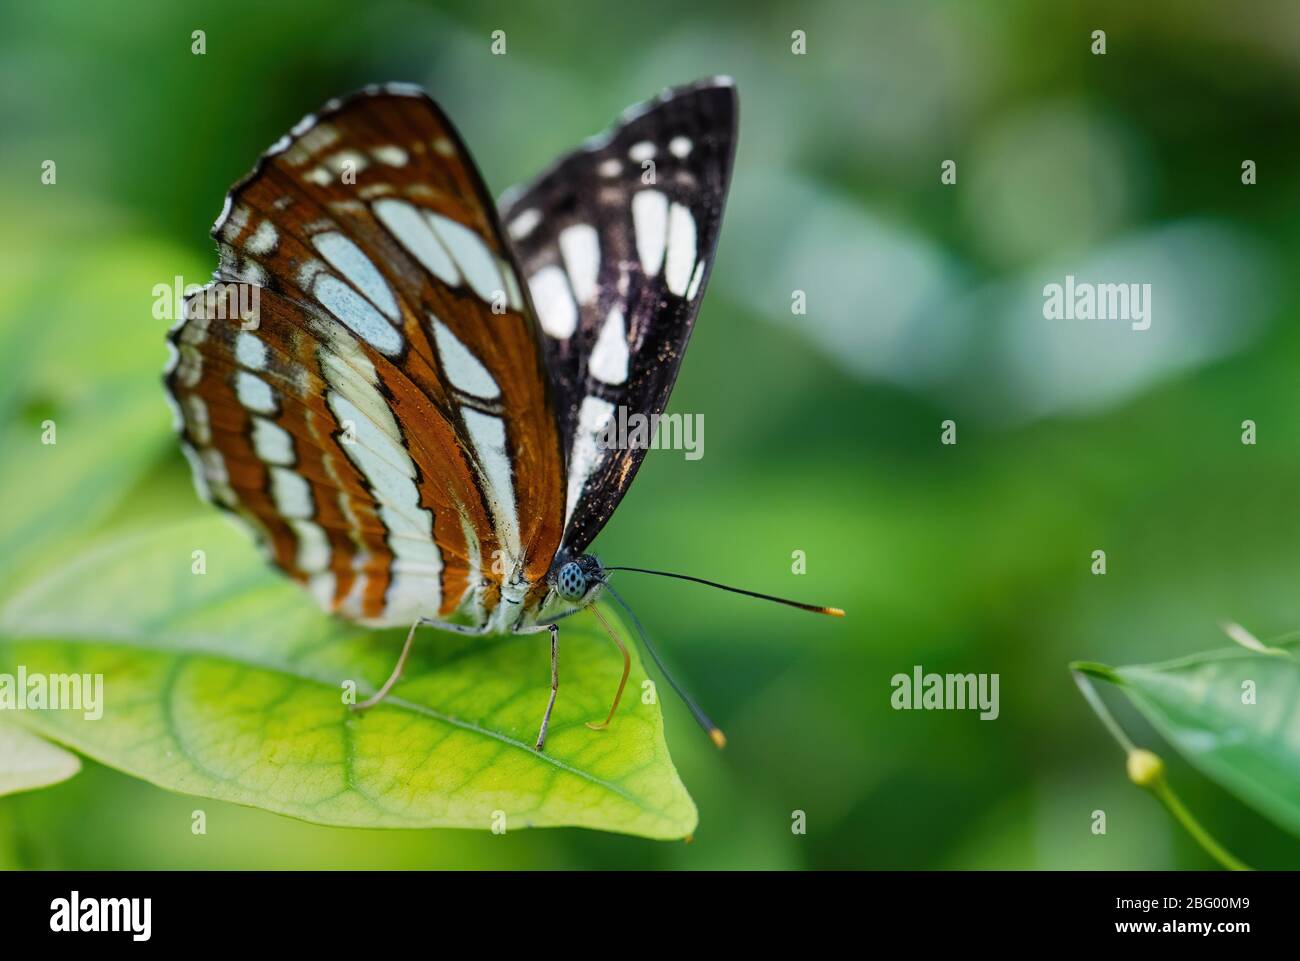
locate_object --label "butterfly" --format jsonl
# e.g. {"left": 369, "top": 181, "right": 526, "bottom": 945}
{"left": 164, "top": 76, "right": 841, "bottom": 753}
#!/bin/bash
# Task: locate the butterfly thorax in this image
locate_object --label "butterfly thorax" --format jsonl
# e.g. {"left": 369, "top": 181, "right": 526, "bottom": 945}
{"left": 484, "top": 574, "right": 535, "bottom": 634}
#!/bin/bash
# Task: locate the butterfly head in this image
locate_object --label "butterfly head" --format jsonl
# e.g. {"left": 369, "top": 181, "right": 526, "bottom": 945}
{"left": 550, "top": 554, "right": 605, "bottom": 606}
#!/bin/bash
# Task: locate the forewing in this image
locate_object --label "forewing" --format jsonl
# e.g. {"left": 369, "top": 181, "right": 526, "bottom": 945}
{"left": 165, "top": 86, "right": 566, "bottom": 625}
{"left": 499, "top": 77, "right": 738, "bottom": 556}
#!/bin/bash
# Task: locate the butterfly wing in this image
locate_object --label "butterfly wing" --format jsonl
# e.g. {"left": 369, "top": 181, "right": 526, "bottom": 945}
{"left": 499, "top": 77, "right": 738, "bottom": 557}
{"left": 165, "top": 86, "right": 566, "bottom": 626}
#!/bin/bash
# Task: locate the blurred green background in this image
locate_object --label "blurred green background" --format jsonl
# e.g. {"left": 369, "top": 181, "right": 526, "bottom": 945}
{"left": 4, "top": 0, "right": 1300, "bottom": 869}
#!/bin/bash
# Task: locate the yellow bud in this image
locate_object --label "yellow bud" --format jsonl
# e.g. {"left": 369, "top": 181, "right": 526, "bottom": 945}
{"left": 1127, "top": 749, "right": 1165, "bottom": 787}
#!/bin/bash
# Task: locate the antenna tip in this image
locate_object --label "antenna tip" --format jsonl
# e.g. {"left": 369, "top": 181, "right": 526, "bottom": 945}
{"left": 709, "top": 728, "right": 727, "bottom": 749}
{"left": 823, "top": 606, "right": 846, "bottom": 618}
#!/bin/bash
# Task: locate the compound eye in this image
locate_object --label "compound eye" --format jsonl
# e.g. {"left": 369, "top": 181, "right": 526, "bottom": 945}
{"left": 557, "top": 562, "right": 586, "bottom": 601}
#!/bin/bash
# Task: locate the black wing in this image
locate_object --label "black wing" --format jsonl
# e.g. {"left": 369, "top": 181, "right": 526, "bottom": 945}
{"left": 499, "top": 76, "right": 738, "bottom": 557}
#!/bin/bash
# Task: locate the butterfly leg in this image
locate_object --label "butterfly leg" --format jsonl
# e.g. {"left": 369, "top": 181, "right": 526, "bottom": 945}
{"left": 584, "top": 604, "right": 631, "bottom": 731}
{"left": 353, "top": 617, "right": 488, "bottom": 712}
{"left": 529, "top": 623, "right": 561, "bottom": 752}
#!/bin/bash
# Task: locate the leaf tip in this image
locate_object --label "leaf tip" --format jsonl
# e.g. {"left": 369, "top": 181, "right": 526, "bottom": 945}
{"left": 1220, "top": 621, "right": 1289, "bottom": 657}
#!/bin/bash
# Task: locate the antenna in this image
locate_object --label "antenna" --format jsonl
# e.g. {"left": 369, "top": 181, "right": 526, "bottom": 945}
{"left": 603, "top": 566, "right": 845, "bottom": 617}
{"left": 602, "top": 581, "right": 727, "bottom": 749}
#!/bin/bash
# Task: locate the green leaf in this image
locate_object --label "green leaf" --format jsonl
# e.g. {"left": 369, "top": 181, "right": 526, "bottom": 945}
{"left": 0, "top": 719, "right": 81, "bottom": 796}
{"left": 1107, "top": 646, "right": 1300, "bottom": 838}
{"left": 0, "top": 518, "right": 698, "bottom": 839}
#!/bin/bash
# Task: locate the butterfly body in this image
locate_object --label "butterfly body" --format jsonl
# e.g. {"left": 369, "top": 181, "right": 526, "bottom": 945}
{"left": 411, "top": 554, "right": 602, "bottom": 635}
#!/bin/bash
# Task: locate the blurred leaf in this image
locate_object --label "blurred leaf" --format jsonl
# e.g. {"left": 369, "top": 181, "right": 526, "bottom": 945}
{"left": 1099, "top": 644, "right": 1300, "bottom": 838}
{"left": 0, "top": 382, "right": 169, "bottom": 594}
{"left": 0, "top": 232, "right": 190, "bottom": 594}
{"left": 0, "top": 720, "right": 81, "bottom": 796}
{"left": 0, "top": 518, "right": 697, "bottom": 839}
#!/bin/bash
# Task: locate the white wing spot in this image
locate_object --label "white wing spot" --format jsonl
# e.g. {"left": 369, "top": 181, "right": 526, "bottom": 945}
{"left": 686, "top": 259, "right": 706, "bottom": 300}
{"left": 589, "top": 307, "right": 629, "bottom": 385}
{"left": 176, "top": 345, "right": 203, "bottom": 387}
{"left": 559, "top": 224, "right": 601, "bottom": 304}
{"left": 198, "top": 447, "right": 238, "bottom": 506}
{"left": 461, "top": 408, "right": 520, "bottom": 561}
{"left": 307, "top": 572, "right": 336, "bottom": 609}
{"left": 372, "top": 199, "right": 459, "bottom": 287}
{"left": 235, "top": 371, "right": 276, "bottom": 414}
{"left": 628, "top": 141, "right": 656, "bottom": 162}
{"left": 251, "top": 416, "right": 295, "bottom": 466}
{"left": 430, "top": 317, "right": 500, "bottom": 399}
{"left": 339, "top": 573, "right": 368, "bottom": 618}
{"left": 528, "top": 265, "right": 577, "bottom": 339}
{"left": 382, "top": 570, "right": 443, "bottom": 625}
{"left": 245, "top": 220, "right": 279, "bottom": 256}
{"left": 428, "top": 213, "right": 505, "bottom": 303}
{"left": 326, "top": 149, "right": 369, "bottom": 176}
{"left": 632, "top": 190, "right": 669, "bottom": 277}
{"left": 325, "top": 388, "right": 443, "bottom": 620}
{"left": 235, "top": 331, "right": 269, "bottom": 370}
{"left": 312, "top": 232, "right": 399, "bottom": 320}
{"left": 508, "top": 208, "right": 542, "bottom": 240}
{"left": 669, "top": 136, "right": 693, "bottom": 158}
{"left": 566, "top": 396, "right": 616, "bottom": 523}
{"left": 182, "top": 395, "right": 211, "bottom": 445}
{"left": 598, "top": 158, "right": 622, "bottom": 178}
{"left": 313, "top": 275, "right": 404, "bottom": 356}
{"left": 665, "top": 202, "right": 698, "bottom": 296}
{"left": 323, "top": 390, "right": 407, "bottom": 479}
{"left": 288, "top": 519, "right": 331, "bottom": 572}
{"left": 372, "top": 145, "right": 409, "bottom": 166}
{"left": 239, "top": 259, "right": 268, "bottom": 287}
{"left": 271, "top": 465, "right": 314, "bottom": 519}
{"left": 312, "top": 323, "right": 380, "bottom": 400}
